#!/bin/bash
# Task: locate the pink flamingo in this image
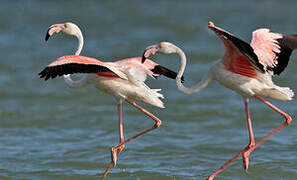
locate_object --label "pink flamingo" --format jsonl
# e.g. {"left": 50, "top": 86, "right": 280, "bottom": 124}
{"left": 142, "top": 21, "right": 297, "bottom": 180}
{"left": 41, "top": 22, "right": 182, "bottom": 179}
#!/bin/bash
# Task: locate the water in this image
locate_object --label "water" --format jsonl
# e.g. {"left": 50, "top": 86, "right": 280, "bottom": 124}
{"left": 0, "top": 0, "right": 297, "bottom": 179}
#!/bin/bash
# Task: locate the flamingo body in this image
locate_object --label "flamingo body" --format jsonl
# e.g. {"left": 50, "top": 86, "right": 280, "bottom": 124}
{"left": 88, "top": 58, "right": 166, "bottom": 108}
{"left": 210, "top": 60, "right": 293, "bottom": 101}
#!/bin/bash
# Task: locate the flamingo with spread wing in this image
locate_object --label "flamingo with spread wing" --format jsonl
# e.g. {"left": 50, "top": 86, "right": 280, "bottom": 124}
{"left": 40, "top": 22, "right": 182, "bottom": 179}
{"left": 142, "top": 21, "right": 297, "bottom": 180}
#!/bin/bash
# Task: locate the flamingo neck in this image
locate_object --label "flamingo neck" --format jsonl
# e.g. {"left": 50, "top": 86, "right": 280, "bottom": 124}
{"left": 175, "top": 47, "right": 212, "bottom": 94}
{"left": 75, "top": 31, "right": 84, "bottom": 55}
{"left": 63, "top": 27, "right": 87, "bottom": 88}
{"left": 64, "top": 74, "right": 89, "bottom": 89}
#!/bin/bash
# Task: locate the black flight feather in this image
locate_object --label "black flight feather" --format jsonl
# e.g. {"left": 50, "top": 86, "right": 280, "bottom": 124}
{"left": 39, "top": 63, "right": 112, "bottom": 81}
{"left": 210, "top": 27, "right": 265, "bottom": 73}
{"left": 151, "top": 65, "right": 184, "bottom": 83}
{"left": 269, "top": 34, "right": 297, "bottom": 75}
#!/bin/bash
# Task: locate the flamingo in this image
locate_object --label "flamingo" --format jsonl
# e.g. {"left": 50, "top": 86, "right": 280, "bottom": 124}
{"left": 142, "top": 21, "right": 297, "bottom": 180}
{"left": 41, "top": 22, "right": 183, "bottom": 179}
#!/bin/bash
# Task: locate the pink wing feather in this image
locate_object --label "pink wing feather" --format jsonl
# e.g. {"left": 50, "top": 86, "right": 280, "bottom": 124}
{"left": 48, "top": 55, "right": 106, "bottom": 67}
{"left": 116, "top": 57, "right": 182, "bottom": 80}
{"left": 250, "top": 29, "right": 282, "bottom": 73}
{"left": 39, "top": 55, "right": 127, "bottom": 80}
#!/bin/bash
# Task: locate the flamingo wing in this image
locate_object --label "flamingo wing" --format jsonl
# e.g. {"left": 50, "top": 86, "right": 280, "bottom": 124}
{"left": 208, "top": 22, "right": 265, "bottom": 77}
{"left": 250, "top": 29, "right": 297, "bottom": 75}
{"left": 117, "top": 57, "right": 184, "bottom": 81}
{"left": 39, "top": 55, "right": 128, "bottom": 80}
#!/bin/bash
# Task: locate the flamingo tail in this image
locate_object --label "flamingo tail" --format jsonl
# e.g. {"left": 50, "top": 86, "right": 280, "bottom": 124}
{"left": 259, "top": 86, "right": 294, "bottom": 101}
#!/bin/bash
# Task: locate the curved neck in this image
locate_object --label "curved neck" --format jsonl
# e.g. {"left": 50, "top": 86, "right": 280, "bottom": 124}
{"left": 63, "top": 27, "right": 84, "bottom": 87}
{"left": 74, "top": 30, "right": 84, "bottom": 55}
{"left": 175, "top": 47, "right": 212, "bottom": 94}
{"left": 63, "top": 74, "right": 88, "bottom": 89}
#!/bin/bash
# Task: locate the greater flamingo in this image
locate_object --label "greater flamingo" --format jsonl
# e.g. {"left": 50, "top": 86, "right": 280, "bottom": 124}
{"left": 142, "top": 21, "right": 297, "bottom": 180}
{"left": 41, "top": 22, "right": 182, "bottom": 179}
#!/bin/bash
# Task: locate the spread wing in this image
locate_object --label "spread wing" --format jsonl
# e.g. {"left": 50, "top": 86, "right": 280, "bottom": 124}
{"left": 208, "top": 21, "right": 264, "bottom": 77}
{"left": 39, "top": 55, "right": 128, "bottom": 80}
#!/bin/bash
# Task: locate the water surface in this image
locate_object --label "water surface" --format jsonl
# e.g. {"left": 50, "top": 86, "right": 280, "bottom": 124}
{"left": 0, "top": 1, "right": 297, "bottom": 180}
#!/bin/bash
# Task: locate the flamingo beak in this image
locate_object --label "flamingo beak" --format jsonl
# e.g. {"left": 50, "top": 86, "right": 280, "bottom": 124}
{"left": 141, "top": 52, "right": 147, "bottom": 63}
{"left": 141, "top": 44, "right": 160, "bottom": 63}
{"left": 45, "top": 29, "right": 51, "bottom": 41}
{"left": 45, "top": 24, "right": 66, "bottom": 42}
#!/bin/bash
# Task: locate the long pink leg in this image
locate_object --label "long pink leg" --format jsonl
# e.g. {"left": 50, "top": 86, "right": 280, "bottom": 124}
{"left": 101, "top": 99, "right": 162, "bottom": 179}
{"left": 111, "top": 99, "right": 162, "bottom": 149}
{"left": 242, "top": 99, "right": 255, "bottom": 171}
{"left": 246, "top": 95, "right": 292, "bottom": 153}
{"left": 102, "top": 103, "right": 125, "bottom": 180}
{"left": 207, "top": 95, "right": 292, "bottom": 180}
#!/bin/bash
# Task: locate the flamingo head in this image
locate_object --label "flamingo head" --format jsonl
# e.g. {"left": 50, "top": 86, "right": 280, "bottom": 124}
{"left": 45, "top": 22, "right": 82, "bottom": 41}
{"left": 142, "top": 42, "right": 178, "bottom": 63}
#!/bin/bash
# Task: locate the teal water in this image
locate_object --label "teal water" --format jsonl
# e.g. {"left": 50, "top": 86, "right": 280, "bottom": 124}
{"left": 0, "top": 1, "right": 297, "bottom": 179}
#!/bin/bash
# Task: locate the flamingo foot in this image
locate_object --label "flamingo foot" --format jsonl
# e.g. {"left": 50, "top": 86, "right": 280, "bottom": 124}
{"left": 242, "top": 150, "right": 251, "bottom": 171}
{"left": 101, "top": 144, "right": 125, "bottom": 180}
{"left": 242, "top": 142, "right": 255, "bottom": 172}
{"left": 111, "top": 143, "right": 125, "bottom": 167}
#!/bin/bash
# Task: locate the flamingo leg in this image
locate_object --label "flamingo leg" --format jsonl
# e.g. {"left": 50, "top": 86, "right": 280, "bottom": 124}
{"left": 117, "top": 98, "right": 162, "bottom": 146}
{"left": 245, "top": 94, "right": 292, "bottom": 155}
{"left": 101, "top": 99, "right": 162, "bottom": 180}
{"left": 242, "top": 99, "right": 255, "bottom": 171}
{"left": 207, "top": 95, "right": 292, "bottom": 180}
{"left": 102, "top": 103, "right": 125, "bottom": 180}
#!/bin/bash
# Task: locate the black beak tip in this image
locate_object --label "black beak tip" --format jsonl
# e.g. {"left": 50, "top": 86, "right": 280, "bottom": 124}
{"left": 141, "top": 53, "right": 146, "bottom": 63}
{"left": 45, "top": 34, "right": 50, "bottom": 41}
{"left": 45, "top": 32, "right": 50, "bottom": 41}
